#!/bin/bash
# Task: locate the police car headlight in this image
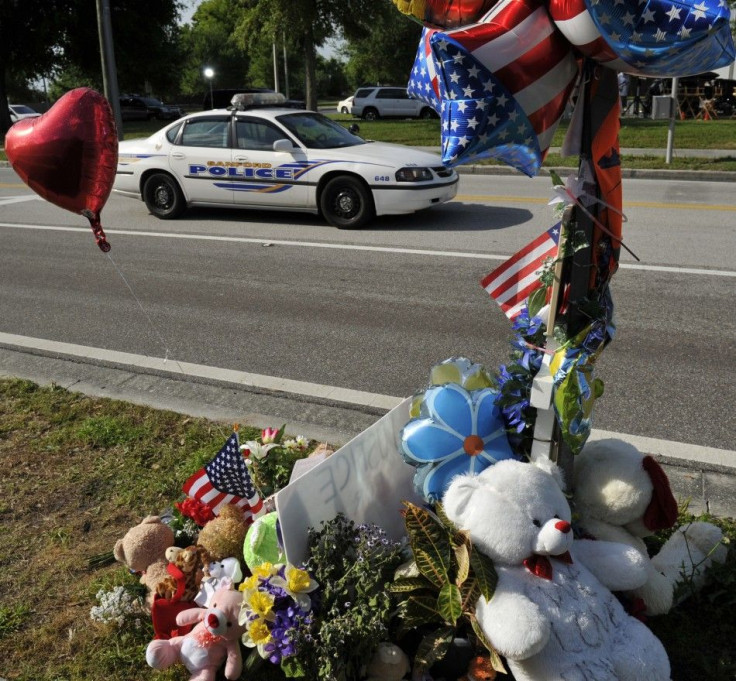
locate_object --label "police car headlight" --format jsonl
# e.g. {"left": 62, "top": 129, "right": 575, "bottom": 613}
{"left": 395, "top": 167, "right": 433, "bottom": 182}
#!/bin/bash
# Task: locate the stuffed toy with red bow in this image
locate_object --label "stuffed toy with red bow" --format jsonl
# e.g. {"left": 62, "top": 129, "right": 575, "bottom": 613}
{"left": 146, "top": 585, "right": 246, "bottom": 681}
{"left": 443, "top": 458, "right": 671, "bottom": 681}
{"left": 573, "top": 438, "right": 727, "bottom": 616}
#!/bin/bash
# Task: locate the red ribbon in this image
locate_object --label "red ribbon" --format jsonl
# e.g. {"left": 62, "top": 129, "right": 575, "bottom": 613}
{"left": 523, "top": 551, "right": 573, "bottom": 579}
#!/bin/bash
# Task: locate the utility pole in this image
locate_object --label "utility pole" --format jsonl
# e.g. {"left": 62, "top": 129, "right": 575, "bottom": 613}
{"left": 666, "top": 77, "right": 679, "bottom": 164}
{"left": 283, "top": 33, "right": 290, "bottom": 99}
{"left": 96, "top": 0, "right": 123, "bottom": 139}
{"left": 273, "top": 41, "right": 280, "bottom": 93}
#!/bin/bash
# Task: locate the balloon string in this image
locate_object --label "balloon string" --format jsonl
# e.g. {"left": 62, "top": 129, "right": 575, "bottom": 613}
{"left": 104, "top": 252, "right": 187, "bottom": 375}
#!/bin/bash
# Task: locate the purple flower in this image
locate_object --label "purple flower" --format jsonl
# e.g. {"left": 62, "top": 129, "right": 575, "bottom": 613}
{"left": 512, "top": 306, "right": 546, "bottom": 338}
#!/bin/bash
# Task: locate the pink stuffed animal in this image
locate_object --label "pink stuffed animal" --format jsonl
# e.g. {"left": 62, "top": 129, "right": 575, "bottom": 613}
{"left": 146, "top": 586, "right": 245, "bottom": 681}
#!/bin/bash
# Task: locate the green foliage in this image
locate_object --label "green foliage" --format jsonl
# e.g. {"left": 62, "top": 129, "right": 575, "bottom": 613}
{"left": 292, "top": 514, "right": 405, "bottom": 681}
{"left": 0, "top": 603, "right": 31, "bottom": 640}
{"left": 647, "top": 513, "right": 736, "bottom": 680}
{"left": 391, "top": 502, "right": 505, "bottom": 676}
{"left": 178, "top": 0, "right": 255, "bottom": 97}
{"left": 342, "top": 3, "right": 422, "bottom": 90}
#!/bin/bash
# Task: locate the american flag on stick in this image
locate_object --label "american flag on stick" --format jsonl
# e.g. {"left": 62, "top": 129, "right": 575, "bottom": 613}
{"left": 480, "top": 223, "right": 561, "bottom": 321}
{"left": 182, "top": 431, "right": 263, "bottom": 522}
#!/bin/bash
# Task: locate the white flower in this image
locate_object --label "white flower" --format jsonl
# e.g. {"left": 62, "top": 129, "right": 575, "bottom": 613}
{"left": 89, "top": 586, "right": 144, "bottom": 627}
{"left": 295, "top": 435, "right": 308, "bottom": 451}
{"left": 242, "top": 441, "right": 278, "bottom": 460}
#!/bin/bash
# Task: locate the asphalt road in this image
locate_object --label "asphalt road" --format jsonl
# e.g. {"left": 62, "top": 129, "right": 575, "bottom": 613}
{"left": 0, "top": 167, "right": 734, "bottom": 453}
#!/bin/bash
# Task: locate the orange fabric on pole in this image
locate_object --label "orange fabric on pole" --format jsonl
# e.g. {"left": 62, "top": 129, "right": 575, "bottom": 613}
{"left": 588, "top": 68, "right": 623, "bottom": 285}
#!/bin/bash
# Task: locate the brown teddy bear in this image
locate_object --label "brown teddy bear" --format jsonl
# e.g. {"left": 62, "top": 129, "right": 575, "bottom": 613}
{"left": 196, "top": 505, "right": 249, "bottom": 568}
{"left": 155, "top": 545, "right": 204, "bottom": 602}
{"left": 114, "top": 515, "right": 174, "bottom": 606}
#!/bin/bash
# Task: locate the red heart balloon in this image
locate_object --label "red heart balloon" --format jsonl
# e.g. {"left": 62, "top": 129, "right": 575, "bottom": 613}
{"left": 5, "top": 87, "right": 118, "bottom": 252}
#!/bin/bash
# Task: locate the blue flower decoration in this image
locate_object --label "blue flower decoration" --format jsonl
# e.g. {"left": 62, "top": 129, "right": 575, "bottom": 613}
{"left": 401, "top": 383, "right": 519, "bottom": 503}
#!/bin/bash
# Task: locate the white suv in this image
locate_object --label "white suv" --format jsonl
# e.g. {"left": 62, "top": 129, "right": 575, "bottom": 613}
{"left": 349, "top": 86, "right": 438, "bottom": 120}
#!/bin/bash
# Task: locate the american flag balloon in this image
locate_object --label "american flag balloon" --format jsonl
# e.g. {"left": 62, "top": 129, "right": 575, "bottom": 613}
{"left": 429, "top": 0, "right": 580, "bottom": 174}
{"left": 548, "top": 0, "right": 735, "bottom": 76}
{"left": 408, "top": 27, "right": 443, "bottom": 111}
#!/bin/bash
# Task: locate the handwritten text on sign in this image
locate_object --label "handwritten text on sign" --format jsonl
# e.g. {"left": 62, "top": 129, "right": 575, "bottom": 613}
{"left": 275, "top": 397, "right": 422, "bottom": 565}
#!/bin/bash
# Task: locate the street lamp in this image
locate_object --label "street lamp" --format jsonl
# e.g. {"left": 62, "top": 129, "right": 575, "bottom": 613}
{"left": 204, "top": 67, "right": 214, "bottom": 108}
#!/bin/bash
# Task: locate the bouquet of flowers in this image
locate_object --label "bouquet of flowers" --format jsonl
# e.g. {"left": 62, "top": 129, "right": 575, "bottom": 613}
{"left": 239, "top": 561, "right": 318, "bottom": 669}
{"left": 241, "top": 426, "right": 310, "bottom": 497}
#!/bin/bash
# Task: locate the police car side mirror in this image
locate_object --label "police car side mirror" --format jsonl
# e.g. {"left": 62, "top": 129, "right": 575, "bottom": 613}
{"left": 273, "top": 139, "right": 296, "bottom": 152}
{"left": 348, "top": 124, "right": 360, "bottom": 135}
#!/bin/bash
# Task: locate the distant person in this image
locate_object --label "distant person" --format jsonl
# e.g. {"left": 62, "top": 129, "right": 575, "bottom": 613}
{"left": 618, "top": 72, "right": 630, "bottom": 113}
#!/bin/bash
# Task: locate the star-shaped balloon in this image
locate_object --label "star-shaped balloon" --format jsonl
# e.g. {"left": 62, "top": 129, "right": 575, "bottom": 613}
{"left": 548, "top": 0, "right": 734, "bottom": 76}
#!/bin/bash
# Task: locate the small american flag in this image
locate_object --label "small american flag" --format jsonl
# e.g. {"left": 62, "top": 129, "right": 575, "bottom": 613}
{"left": 480, "top": 223, "right": 561, "bottom": 320}
{"left": 182, "top": 432, "right": 263, "bottom": 521}
{"left": 548, "top": 0, "right": 734, "bottom": 76}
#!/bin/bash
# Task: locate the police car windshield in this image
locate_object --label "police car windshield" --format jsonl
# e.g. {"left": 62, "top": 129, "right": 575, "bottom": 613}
{"left": 276, "top": 112, "right": 365, "bottom": 149}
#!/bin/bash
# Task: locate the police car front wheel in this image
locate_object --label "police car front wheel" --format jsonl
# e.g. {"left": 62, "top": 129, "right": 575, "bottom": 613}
{"left": 320, "top": 176, "right": 374, "bottom": 230}
{"left": 143, "top": 173, "right": 186, "bottom": 219}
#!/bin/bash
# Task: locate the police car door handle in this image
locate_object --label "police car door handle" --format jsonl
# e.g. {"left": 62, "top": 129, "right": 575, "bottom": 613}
{"left": 171, "top": 152, "right": 186, "bottom": 160}
{"left": 234, "top": 155, "right": 249, "bottom": 162}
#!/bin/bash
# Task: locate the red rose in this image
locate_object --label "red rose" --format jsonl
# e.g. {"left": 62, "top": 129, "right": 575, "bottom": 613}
{"left": 175, "top": 498, "right": 215, "bottom": 526}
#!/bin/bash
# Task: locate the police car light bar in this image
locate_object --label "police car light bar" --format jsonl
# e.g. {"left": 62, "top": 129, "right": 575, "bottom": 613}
{"left": 230, "top": 92, "right": 286, "bottom": 110}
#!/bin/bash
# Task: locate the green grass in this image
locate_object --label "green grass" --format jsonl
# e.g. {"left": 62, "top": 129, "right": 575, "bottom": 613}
{"left": 0, "top": 376, "right": 734, "bottom": 680}
{"left": 3, "top": 114, "right": 735, "bottom": 170}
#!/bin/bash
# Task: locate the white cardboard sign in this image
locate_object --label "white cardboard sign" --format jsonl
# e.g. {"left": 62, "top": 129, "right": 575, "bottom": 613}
{"left": 275, "top": 396, "right": 423, "bottom": 566}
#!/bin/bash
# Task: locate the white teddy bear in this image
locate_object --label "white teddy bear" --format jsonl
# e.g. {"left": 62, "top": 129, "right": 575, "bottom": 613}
{"left": 443, "top": 458, "right": 671, "bottom": 681}
{"left": 573, "top": 438, "right": 727, "bottom": 615}
{"left": 194, "top": 557, "right": 243, "bottom": 607}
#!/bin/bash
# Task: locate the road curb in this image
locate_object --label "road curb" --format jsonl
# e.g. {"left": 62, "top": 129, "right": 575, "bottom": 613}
{"left": 453, "top": 164, "right": 736, "bottom": 183}
{"left": 1, "top": 339, "right": 735, "bottom": 517}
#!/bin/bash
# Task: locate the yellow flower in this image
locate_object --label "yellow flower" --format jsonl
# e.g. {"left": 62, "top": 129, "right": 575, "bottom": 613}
{"left": 252, "top": 562, "right": 275, "bottom": 579}
{"left": 249, "top": 619, "right": 271, "bottom": 645}
{"left": 271, "top": 563, "right": 319, "bottom": 611}
{"left": 247, "top": 590, "right": 275, "bottom": 619}
{"left": 239, "top": 575, "right": 259, "bottom": 592}
{"left": 286, "top": 567, "right": 312, "bottom": 593}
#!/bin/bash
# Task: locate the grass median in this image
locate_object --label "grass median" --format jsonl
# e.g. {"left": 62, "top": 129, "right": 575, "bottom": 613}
{"left": 1, "top": 376, "right": 735, "bottom": 680}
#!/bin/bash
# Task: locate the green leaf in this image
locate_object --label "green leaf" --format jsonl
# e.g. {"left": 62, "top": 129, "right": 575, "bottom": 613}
{"left": 454, "top": 542, "right": 470, "bottom": 586}
{"left": 469, "top": 549, "right": 498, "bottom": 601}
{"left": 460, "top": 576, "right": 481, "bottom": 612}
{"left": 549, "top": 169, "right": 564, "bottom": 187}
{"left": 396, "top": 593, "right": 444, "bottom": 629}
{"left": 528, "top": 286, "right": 549, "bottom": 318}
{"left": 414, "top": 547, "right": 449, "bottom": 588}
{"left": 403, "top": 502, "right": 451, "bottom": 587}
{"left": 281, "top": 656, "right": 307, "bottom": 678}
{"left": 436, "top": 502, "right": 472, "bottom": 548}
{"left": 389, "top": 576, "right": 435, "bottom": 593}
{"left": 414, "top": 626, "right": 455, "bottom": 676}
{"left": 437, "top": 583, "right": 463, "bottom": 625}
{"left": 274, "top": 423, "right": 287, "bottom": 443}
{"left": 468, "top": 613, "right": 507, "bottom": 674}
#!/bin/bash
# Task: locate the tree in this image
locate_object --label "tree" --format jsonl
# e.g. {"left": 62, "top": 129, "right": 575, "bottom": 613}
{"left": 234, "top": 0, "right": 386, "bottom": 109}
{"left": 341, "top": 4, "right": 422, "bottom": 89}
{"left": 0, "top": 0, "right": 71, "bottom": 134}
{"left": 178, "top": 0, "right": 254, "bottom": 99}
{"left": 59, "top": 0, "right": 184, "bottom": 98}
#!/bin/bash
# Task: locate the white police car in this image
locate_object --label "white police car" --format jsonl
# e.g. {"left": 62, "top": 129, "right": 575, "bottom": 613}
{"left": 113, "top": 93, "right": 457, "bottom": 229}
